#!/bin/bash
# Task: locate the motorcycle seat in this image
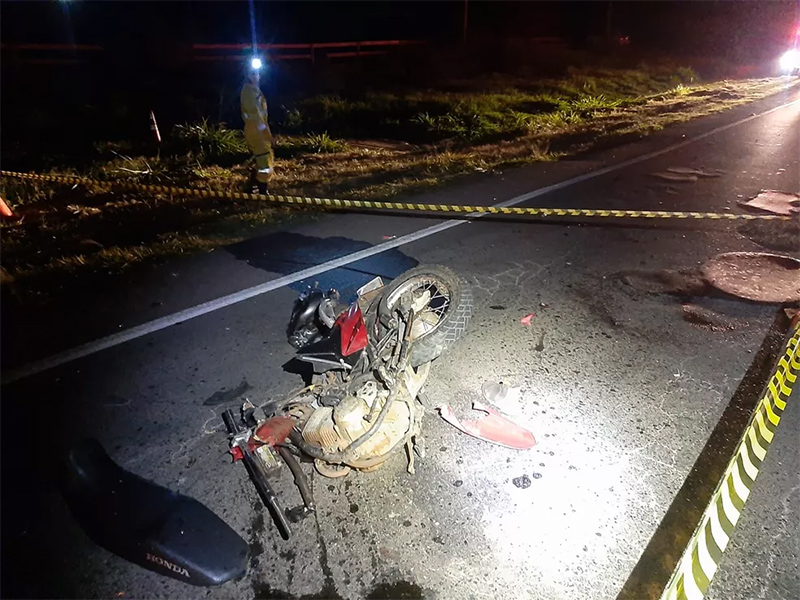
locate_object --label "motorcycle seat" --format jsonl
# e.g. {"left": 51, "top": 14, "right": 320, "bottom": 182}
{"left": 61, "top": 438, "right": 248, "bottom": 586}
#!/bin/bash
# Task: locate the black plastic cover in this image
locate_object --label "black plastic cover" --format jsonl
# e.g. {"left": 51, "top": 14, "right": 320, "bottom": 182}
{"left": 60, "top": 439, "right": 248, "bottom": 587}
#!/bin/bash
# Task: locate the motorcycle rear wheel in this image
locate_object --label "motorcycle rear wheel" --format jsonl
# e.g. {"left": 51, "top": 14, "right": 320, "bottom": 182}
{"left": 378, "top": 265, "right": 472, "bottom": 367}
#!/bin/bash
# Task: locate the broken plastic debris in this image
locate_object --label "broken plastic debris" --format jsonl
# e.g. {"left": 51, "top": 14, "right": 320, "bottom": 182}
{"left": 666, "top": 167, "right": 725, "bottom": 178}
{"left": 651, "top": 172, "right": 698, "bottom": 183}
{"left": 520, "top": 313, "right": 535, "bottom": 326}
{"left": 738, "top": 190, "right": 800, "bottom": 217}
{"left": 481, "top": 381, "right": 521, "bottom": 406}
{"left": 253, "top": 416, "right": 296, "bottom": 446}
{"left": 437, "top": 401, "right": 536, "bottom": 449}
{"left": 481, "top": 381, "right": 525, "bottom": 415}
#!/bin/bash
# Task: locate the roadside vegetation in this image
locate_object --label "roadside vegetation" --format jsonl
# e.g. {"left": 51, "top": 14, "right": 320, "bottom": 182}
{"left": 1, "top": 64, "right": 794, "bottom": 293}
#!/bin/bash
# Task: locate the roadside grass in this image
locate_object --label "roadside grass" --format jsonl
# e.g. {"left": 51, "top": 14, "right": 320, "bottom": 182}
{"left": 1, "top": 70, "right": 795, "bottom": 293}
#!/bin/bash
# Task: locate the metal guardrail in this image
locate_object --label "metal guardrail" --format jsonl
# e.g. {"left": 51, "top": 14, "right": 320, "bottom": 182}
{"left": 0, "top": 43, "right": 104, "bottom": 66}
{"left": 192, "top": 40, "right": 427, "bottom": 63}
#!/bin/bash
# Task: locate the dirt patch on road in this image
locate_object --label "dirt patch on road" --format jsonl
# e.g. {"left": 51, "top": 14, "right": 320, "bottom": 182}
{"left": 681, "top": 303, "right": 750, "bottom": 332}
{"left": 702, "top": 252, "right": 800, "bottom": 303}
{"left": 618, "top": 268, "right": 710, "bottom": 297}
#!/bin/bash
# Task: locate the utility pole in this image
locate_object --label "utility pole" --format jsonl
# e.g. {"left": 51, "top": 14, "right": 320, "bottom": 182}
{"left": 462, "top": 0, "right": 468, "bottom": 47}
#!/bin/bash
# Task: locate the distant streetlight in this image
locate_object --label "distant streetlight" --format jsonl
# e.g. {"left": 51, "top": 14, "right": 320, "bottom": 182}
{"left": 251, "top": 57, "right": 262, "bottom": 70}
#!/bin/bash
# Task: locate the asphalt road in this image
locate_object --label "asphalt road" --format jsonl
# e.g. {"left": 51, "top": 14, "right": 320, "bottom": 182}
{"left": 2, "top": 84, "right": 799, "bottom": 600}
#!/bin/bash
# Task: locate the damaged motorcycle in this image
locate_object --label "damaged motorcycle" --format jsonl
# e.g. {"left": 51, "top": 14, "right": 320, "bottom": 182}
{"left": 57, "top": 265, "right": 472, "bottom": 585}
{"left": 223, "top": 265, "right": 473, "bottom": 538}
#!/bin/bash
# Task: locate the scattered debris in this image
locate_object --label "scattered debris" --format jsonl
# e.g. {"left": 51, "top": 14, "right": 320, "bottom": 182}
{"left": 520, "top": 313, "right": 535, "bottom": 326}
{"left": 738, "top": 190, "right": 800, "bottom": 217}
{"left": 666, "top": 166, "right": 725, "bottom": 178}
{"left": 252, "top": 417, "right": 296, "bottom": 447}
{"left": 512, "top": 475, "right": 532, "bottom": 489}
{"left": 382, "top": 235, "right": 397, "bottom": 240}
{"left": 437, "top": 401, "right": 536, "bottom": 449}
{"left": 481, "top": 381, "right": 521, "bottom": 406}
{"left": 681, "top": 303, "right": 750, "bottom": 332}
{"left": 702, "top": 252, "right": 800, "bottom": 303}
{"left": 651, "top": 172, "right": 698, "bottom": 183}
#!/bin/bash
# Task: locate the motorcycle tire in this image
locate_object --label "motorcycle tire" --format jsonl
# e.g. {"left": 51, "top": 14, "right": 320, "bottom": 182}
{"left": 378, "top": 265, "right": 472, "bottom": 368}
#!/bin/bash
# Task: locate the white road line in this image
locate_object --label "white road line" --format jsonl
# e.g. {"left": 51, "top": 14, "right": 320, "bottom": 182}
{"left": 3, "top": 96, "right": 798, "bottom": 385}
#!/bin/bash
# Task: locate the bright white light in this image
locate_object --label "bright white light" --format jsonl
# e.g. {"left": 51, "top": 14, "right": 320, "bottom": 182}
{"left": 251, "top": 57, "right": 262, "bottom": 70}
{"left": 779, "top": 49, "right": 800, "bottom": 73}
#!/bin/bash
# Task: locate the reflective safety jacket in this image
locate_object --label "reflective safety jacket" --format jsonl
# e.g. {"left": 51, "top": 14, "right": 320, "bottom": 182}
{"left": 241, "top": 82, "right": 269, "bottom": 128}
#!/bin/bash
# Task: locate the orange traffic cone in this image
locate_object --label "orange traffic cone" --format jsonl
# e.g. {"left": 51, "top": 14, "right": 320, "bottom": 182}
{"left": 0, "top": 197, "right": 15, "bottom": 219}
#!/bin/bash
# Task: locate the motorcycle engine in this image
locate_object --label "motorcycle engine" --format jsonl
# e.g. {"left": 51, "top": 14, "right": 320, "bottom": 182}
{"left": 301, "top": 379, "right": 414, "bottom": 472}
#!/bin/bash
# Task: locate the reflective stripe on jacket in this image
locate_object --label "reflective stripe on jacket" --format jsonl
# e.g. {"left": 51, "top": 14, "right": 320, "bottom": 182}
{"left": 241, "top": 82, "right": 269, "bottom": 126}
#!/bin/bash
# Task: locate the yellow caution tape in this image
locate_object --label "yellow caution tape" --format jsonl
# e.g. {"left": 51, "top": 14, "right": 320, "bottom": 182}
{"left": 1, "top": 170, "right": 793, "bottom": 221}
{"left": 660, "top": 319, "right": 800, "bottom": 600}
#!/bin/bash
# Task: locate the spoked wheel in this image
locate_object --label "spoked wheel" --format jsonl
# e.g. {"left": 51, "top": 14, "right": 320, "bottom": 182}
{"left": 378, "top": 266, "right": 472, "bottom": 367}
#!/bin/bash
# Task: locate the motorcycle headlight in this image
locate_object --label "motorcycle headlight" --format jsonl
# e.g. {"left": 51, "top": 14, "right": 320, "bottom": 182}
{"left": 779, "top": 49, "right": 800, "bottom": 72}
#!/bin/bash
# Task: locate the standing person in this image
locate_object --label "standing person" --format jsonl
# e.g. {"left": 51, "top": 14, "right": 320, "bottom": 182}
{"left": 240, "top": 59, "right": 273, "bottom": 194}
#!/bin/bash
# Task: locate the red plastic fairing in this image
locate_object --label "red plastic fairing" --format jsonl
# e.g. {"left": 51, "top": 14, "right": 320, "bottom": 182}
{"left": 335, "top": 303, "right": 369, "bottom": 356}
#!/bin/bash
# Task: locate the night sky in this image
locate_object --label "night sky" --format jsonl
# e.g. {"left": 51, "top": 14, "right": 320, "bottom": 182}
{"left": 3, "top": 1, "right": 796, "bottom": 59}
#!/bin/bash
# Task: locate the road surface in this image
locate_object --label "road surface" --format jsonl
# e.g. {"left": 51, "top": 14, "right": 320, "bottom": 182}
{"left": 2, "top": 84, "right": 799, "bottom": 600}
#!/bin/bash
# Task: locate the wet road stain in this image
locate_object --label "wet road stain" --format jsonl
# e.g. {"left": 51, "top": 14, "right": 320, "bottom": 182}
{"left": 738, "top": 219, "right": 800, "bottom": 253}
{"left": 280, "top": 549, "right": 298, "bottom": 587}
{"left": 366, "top": 580, "right": 426, "bottom": 599}
{"left": 202, "top": 379, "right": 252, "bottom": 406}
{"left": 251, "top": 583, "right": 343, "bottom": 600}
{"left": 534, "top": 331, "right": 546, "bottom": 352}
{"left": 512, "top": 474, "right": 531, "bottom": 489}
{"left": 574, "top": 288, "right": 621, "bottom": 328}
{"left": 226, "top": 232, "right": 419, "bottom": 301}
{"left": 251, "top": 582, "right": 292, "bottom": 599}
{"left": 248, "top": 500, "right": 266, "bottom": 571}
{"left": 312, "top": 506, "right": 343, "bottom": 600}
{"left": 489, "top": 305, "right": 507, "bottom": 310}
